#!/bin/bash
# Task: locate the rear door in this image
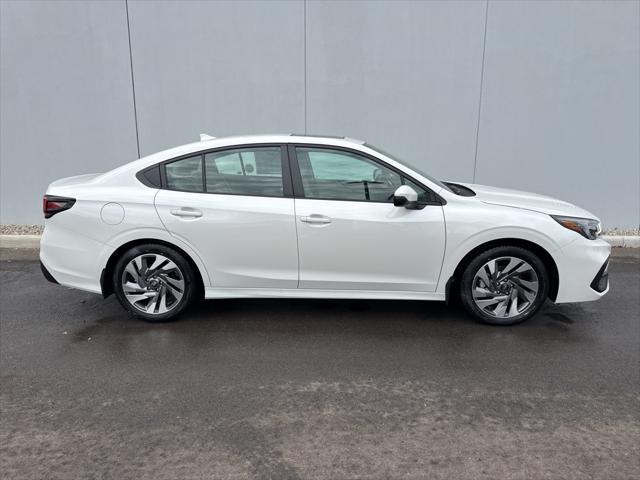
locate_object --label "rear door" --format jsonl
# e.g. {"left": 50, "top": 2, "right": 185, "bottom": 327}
{"left": 154, "top": 145, "right": 298, "bottom": 288}
{"left": 290, "top": 145, "right": 446, "bottom": 291}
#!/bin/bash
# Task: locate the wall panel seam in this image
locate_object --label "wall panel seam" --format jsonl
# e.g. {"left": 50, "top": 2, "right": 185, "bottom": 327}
{"left": 303, "top": 0, "right": 307, "bottom": 134}
{"left": 125, "top": 0, "right": 141, "bottom": 158}
{"left": 472, "top": 0, "right": 489, "bottom": 182}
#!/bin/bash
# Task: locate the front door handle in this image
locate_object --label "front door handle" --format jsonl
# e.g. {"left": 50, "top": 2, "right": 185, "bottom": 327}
{"left": 300, "top": 214, "right": 331, "bottom": 224}
{"left": 170, "top": 208, "right": 203, "bottom": 218}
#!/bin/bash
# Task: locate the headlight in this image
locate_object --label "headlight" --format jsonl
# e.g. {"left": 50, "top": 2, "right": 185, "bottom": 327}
{"left": 551, "top": 215, "right": 601, "bottom": 240}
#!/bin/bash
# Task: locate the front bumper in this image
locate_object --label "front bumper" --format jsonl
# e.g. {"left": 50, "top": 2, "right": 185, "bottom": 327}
{"left": 553, "top": 237, "right": 611, "bottom": 303}
{"left": 590, "top": 257, "right": 610, "bottom": 293}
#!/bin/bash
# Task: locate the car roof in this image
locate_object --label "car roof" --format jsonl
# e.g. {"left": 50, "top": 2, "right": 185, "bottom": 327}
{"left": 101, "top": 132, "right": 447, "bottom": 196}
{"left": 195, "top": 133, "right": 365, "bottom": 147}
{"left": 128, "top": 134, "right": 366, "bottom": 168}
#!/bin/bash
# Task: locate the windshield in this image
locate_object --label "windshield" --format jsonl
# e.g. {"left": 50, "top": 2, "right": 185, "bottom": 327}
{"left": 364, "top": 143, "right": 452, "bottom": 193}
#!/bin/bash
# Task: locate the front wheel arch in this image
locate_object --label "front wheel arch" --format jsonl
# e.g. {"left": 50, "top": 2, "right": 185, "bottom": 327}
{"left": 101, "top": 238, "right": 204, "bottom": 300}
{"left": 448, "top": 238, "right": 559, "bottom": 303}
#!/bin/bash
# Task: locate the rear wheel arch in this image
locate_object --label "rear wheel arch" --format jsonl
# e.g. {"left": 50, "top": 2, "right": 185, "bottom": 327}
{"left": 101, "top": 239, "right": 205, "bottom": 300}
{"left": 448, "top": 238, "right": 559, "bottom": 302}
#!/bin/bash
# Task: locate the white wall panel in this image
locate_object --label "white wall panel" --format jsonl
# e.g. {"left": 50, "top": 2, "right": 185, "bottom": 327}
{"left": 306, "top": 0, "right": 487, "bottom": 183}
{"left": 127, "top": 0, "right": 305, "bottom": 156}
{"left": 475, "top": 0, "right": 639, "bottom": 228}
{"left": 1, "top": 0, "right": 638, "bottom": 226}
{"left": 0, "top": 0, "right": 138, "bottom": 224}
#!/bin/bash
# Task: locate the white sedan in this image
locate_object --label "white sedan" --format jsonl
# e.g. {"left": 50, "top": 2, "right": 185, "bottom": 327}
{"left": 40, "top": 134, "right": 610, "bottom": 325}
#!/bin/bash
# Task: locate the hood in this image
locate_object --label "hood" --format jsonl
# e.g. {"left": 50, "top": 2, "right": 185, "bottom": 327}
{"left": 454, "top": 182, "right": 598, "bottom": 219}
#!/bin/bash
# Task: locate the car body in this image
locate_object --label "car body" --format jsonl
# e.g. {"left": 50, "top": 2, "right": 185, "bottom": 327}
{"left": 40, "top": 134, "right": 610, "bottom": 325}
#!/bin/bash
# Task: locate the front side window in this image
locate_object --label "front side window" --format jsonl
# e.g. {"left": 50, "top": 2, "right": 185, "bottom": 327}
{"left": 296, "top": 147, "right": 431, "bottom": 203}
{"left": 205, "top": 147, "right": 284, "bottom": 196}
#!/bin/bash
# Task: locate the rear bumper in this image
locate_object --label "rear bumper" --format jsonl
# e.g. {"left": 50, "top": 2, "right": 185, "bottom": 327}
{"left": 40, "top": 225, "right": 104, "bottom": 294}
{"left": 553, "top": 237, "right": 611, "bottom": 303}
{"left": 40, "top": 260, "right": 59, "bottom": 284}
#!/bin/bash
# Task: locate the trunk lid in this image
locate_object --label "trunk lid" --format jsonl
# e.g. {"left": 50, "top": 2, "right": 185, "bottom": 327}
{"left": 46, "top": 173, "right": 102, "bottom": 194}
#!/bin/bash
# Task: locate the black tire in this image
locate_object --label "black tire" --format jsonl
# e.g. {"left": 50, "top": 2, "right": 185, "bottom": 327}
{"left": 459, "top": 246, "right": 549, "bottom": 326}
{"left": 113, "top": 243, "right": 197, "bottom": 322}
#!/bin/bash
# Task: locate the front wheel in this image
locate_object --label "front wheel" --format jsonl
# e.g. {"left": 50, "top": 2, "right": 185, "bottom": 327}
{"left": 113, "top": 244, "right": 196, "bottom": 322}
{"left": 459, "top": 246, "right": 549, "bottom": 325}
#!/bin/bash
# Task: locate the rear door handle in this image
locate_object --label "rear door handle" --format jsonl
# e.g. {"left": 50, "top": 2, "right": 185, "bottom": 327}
{"left": 170, "top": 208, "right": 203, "bottom": 218}
{"left": 300, "top": 214, "right": 331, "bottom": 224}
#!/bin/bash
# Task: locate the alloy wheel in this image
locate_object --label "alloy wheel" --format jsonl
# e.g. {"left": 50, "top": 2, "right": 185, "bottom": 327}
{"left": 471, "top": 256, "right": 539, "bottom": 319}
{"left": 121, "top": 253, "right": 185, "bottom": 315}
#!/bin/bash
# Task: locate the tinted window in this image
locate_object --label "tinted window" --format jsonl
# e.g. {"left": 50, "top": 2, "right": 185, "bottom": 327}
{"left": 137, "top": 165, "right": 161, "bottom": 188}
{"left": 205, "top": 147, "right": 283, "bottom": 197}
{"left": 364, "top": 142, "right": 452, "bottom": 193}
{"left": 165, "top": 155, "right": 203, "bottom": 192}
{"left": 296, "top": 147, "right": 431, "bottom": 203}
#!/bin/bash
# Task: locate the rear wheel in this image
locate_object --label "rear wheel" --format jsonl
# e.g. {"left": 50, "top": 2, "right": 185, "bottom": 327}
{"left": 113, "top": 244, "right": 196, "bottom": 322}
{"left": 459, "top": 246, "right": 549, "bottom": 325}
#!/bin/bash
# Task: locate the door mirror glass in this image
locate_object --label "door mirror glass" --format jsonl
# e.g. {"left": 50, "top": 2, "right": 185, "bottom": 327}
{"left": 393, "top": 185, "right": 419, "bottom": 209}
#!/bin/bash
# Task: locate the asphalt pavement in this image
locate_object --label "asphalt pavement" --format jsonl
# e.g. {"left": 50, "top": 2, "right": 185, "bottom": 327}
{"left": 1, "top": 255, "right": 638, "bottom": 479}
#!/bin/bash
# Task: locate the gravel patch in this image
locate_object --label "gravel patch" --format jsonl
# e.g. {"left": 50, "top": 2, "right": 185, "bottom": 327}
{"left": 603, "top": 228, "right": 639, "bottom": 236}
{"left": 1, "top": 224, "right": 44, "bottom": 235}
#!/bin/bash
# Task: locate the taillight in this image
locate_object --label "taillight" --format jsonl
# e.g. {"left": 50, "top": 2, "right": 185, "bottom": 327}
{"left": 43, "top": 195, "right": 76, "bottom": 218}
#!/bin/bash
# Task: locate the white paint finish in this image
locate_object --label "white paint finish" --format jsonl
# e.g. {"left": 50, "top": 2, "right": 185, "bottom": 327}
{"left": 295, "top": 199, "right": 445, "bottom": 291}
{"left": 39, "top": 134, "right": 612, "bottom": 309}
{"left": 43, "top": 184, "right": 165, "bottom": 248}
{"left": 46, "top": 168, "right": 216, "bottom": 285}
{"left": 459, "top": 182, "right": 597, "bottom": 218}
{"left": 435, "top": 196, "right": 588, "bottom": 298}
{"left": 154, "top": 190, "right": 299, "bottom": 289}
{"left": 475, "top": 0, "right": 640, "bottom": 228}
{"left": 40, "top": 214, "right": 111, "bottom": 294}
{"left": 0, "top": 0, "right": 138, "bottom": 224}
{"left": 40, "top": 176, "right": 213, "bottom": 292}
{"left": 97, "top": 225, "right": 212, "bottom": 288}
{"left": 10, "top": 233, "right": 637, "bottom": 250}
{"left": 204, "top": 287, "right": 445, "bottom": 302}
{"left": 126, "top": 0, "right": 305, "bottom": 156}
{"left": 305, "top": 0, "right": 487, "bottom": 183}
{"left": 553, "top": 236, "right": 611, "bottom": 303}
{"left": 100, "top": 203, "right": 125, "bottom": 225}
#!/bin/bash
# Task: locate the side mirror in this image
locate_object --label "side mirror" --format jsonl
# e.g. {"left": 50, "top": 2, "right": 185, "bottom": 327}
{"left": 393, "top": 185, "right": 419, "bottom": 209}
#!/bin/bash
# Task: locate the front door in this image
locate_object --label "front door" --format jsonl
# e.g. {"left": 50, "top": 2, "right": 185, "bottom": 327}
{"left": 291, "top": 146, "right": 445, "bottom": 291}
{"left": 154, "top": 145, "right": 298, "bottom": 288}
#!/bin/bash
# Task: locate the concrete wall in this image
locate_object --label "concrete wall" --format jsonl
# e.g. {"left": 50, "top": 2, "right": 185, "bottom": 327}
{"left": 1, "top": 0, "right": 638, "bottom": 227}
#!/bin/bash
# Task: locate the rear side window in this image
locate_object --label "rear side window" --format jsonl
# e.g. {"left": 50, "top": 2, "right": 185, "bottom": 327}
{"left": 205, "top": 147, "right": 284, "bottom": 197}
{"left": 165, "top": 155, "right": 203, "bottom": 192}
{"left": 137, "top": 165, "right": 162, "bottom": 188}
